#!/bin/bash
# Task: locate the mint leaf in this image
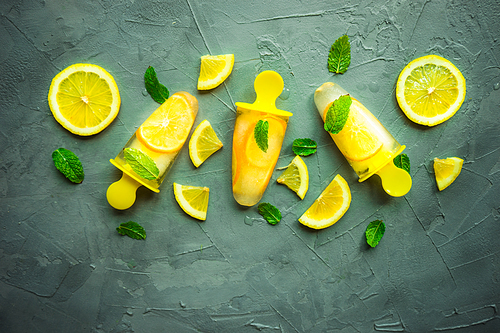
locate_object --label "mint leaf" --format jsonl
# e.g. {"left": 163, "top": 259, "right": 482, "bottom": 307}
{"left": 52, "top": 148, "right": 84, "bottom": 183}
{"left": 258, "top": 202, "right": 281, "bottom": 225}
{"left": 324, "top": 95, "right": 352, "bottom": 134}
{"left": 123, "top": 148, "right": 159, "bottom": 180}
{"left": 394, "top": 153, "right": 410, "bottom": 174}
{"left": 117, "top": 221, "right": 146, "bottom": 240}
{"left": 328, "top": 35, "right": 351, "bottom": 74}
{"left": 365, "top": 220, "right": 385, "bottom": 248}
{"left": 254, "top": 120, "right": 269, "bottom": 153}
{"left": 292, "top": 138, "right": 317, "bottom": 156}
{"left": 144, "top": 66, "right": 169, "bottom": 104}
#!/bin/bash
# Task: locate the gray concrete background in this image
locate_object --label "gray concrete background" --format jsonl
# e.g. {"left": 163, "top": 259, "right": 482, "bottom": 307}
{"left": 1, "top": 0, "right": 499, "bottom": 332}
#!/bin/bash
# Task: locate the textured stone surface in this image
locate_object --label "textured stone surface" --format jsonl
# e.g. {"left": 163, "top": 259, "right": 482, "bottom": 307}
{"left": 1, "top": 0, "right": 500, "bottom": 332}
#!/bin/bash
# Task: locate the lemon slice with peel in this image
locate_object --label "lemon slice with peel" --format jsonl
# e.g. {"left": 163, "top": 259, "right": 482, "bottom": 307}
{"left": 433, "top": 157, "right": 463, "bottom": 191}
{"left": 48, "top": 63, "right": 121, "bottom": 136}
{"left": 277, "top": 155, "right": 309, "bottom": 199}
{"left": 326, "top": 99, "right": 383, "bottom": 161}
{"left": 137, "top": 92, "right": 198, "bottom": 153}
{"left": 299, "top": 174, "right": 351, "bottom": 229}
{"left": 197, "top": 54, "right": 234, "bottom": 90}
{"left": 189, "top": 120, "right": 223, "bottom": 167}
{"left": 396, "top": 55, "right": 466, "bottom": 126}
{"left": 173, "top": 183, "right": 210, "bottom": 220}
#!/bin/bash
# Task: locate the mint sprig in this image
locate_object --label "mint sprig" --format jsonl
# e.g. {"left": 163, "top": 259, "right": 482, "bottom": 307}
{"left": 254, "top": 120, "right": 269, "bottom": 153}
{"left": 117, "top": 221, "right": 146, "bottom": 240}
{"left": 144, "top": 66, "right": 169, "bottom": 104}
{"left": 292, "top": 138, "right": 317, "bottom": 156}
{"left": 324, "top": 95, "right": 352, "bottom": 134}
{"left": 258, "top": 202, "right": 281, "bottom": 225}
{"left": 328, "top": 35, "right": 351, "bottom": 74}
{"left": 123, "top": 148, "right": 159, "bottom": 180}
{"left": 52, "top": 148, "right": 84, "bottom": 184}
{"left": 365, "top": 220, "right": 385, "bottom": 248}
{"left": 394, "top": 153, "right": 410, "bottom": 174}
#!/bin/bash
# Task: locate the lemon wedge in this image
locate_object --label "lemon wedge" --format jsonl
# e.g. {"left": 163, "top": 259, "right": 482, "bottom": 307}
{"left": 173, "top": 183, "right": 210, "bottom": 220}
{"left": 299, "top": 174, "right": 351, "bottom": 229}
{"left": 197, "top": 54, "right": 234, "bottom": 90}
{"left": 136, "top": 92, "right": 198, "bottom": 153}
{"left": 396, "top": 55, "right": 466, "bottom": 126}
{"left": 189, "top": 120, "right": 223, "bottom": 167}
{"left": 433, "top": 157, "right": 463, "bottom": 191}
{"left": 48, "top": 63, "right": 121, "bottom": 136}
{"left": 277, "top": 155, "right": 309, "bottom": 199}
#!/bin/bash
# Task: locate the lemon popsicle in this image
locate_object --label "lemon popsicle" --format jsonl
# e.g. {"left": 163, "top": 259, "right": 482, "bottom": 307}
{"left": 232, "top": 71, "right": 292, "bottom": 206}
{"left": 314, "top": 82, "right": 411, "bottom": 197}
{"left": 107, "top": 91, "right": 198, "bottom": 209}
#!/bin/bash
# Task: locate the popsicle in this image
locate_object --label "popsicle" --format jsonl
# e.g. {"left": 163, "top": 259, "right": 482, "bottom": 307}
{"left": 107, "top": 91, "right": 198, "bottom": 209}
{"left": 314, "top": 82, "right": 411, "bottom": 197}
{"left": 232, "top": 71, "right": 293, "bottom": 206}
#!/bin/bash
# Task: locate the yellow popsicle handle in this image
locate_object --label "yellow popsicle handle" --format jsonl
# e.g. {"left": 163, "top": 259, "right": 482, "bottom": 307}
{"left": 235, "top": 70, "right": 292, "bottom": 117}
{"left": 376, "top": 161, "right": 412, "bottom": 197}
{"left": 253, "top": 70, "right": 284, "bottom": 111}
{"left": 106, "top": 173, "right": 142, "bottom": 210}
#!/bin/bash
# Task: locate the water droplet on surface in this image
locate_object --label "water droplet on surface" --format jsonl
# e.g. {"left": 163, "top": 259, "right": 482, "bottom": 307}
{"left": 368, "top": 82, "right": 380, "bottom": 93}
{"left": 279, "top": 88, "right": 290, "bottom": 100}
{"left": 494, "top": 82, "right": 500, "bottom": 90}
{"left": 244, "top": 216, "right": 254, "bottom": 226}
{"left": 142, "top": 89, "right": 148, "bottom": 96}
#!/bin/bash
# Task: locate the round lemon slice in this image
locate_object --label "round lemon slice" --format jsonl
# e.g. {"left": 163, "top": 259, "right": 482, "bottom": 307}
{"left": 277, "top": 155, "right": 309, "bottom": 199}
{"left": 136, "top": 92, "right": 198, "bottom": 153}
{"left": 197, "top": 54, "right": 234, "bottom": 90}
{"left": 189, "top": 120, "right": 223, "bottom": 167}
{"left": 173, "top": 183, "right": 210, "bottom": 221}
{"left": 299, "top": 174, "right": 351, "bottom": 229}
{"left": 396, "top": 55, "right": 466, "bottom": 126}
{"left": 48, "top": 63, "right": 121, "bottom": 136}
{"left": 433, "top": 157, "right": 463, "bottom": 191}
{"left": 326, "top": 99, "right": 383, "bottom": 161}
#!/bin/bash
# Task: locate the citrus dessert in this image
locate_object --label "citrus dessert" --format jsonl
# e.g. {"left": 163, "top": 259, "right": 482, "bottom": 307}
{"left": 189, "top": 119, "right": 223, "bottom": 167}
{"left": 197, "top": 54, "right": 234, "bottom": 90}
{"left": 433, "top": 157, "right": 463, "bottom": 191}
{"left": 396, "top": 55, "right": 466, "bottom": 126}
{"left": 299, "top": 174, "right": 351, "bottom": 229}
{"left": 314, "top": 82, "right": 411, "bottom": 197}
{"left": 232, "top": 71, "right": 292, "bottom": 206}
{"left": 48, "top": 63, "right": 121, "bottom": 136}
{"left": 277, "top": 155, "right": 309, "bottom": 199}
{"left": 106, "top": 92, "right": 198, "bottom": 210}
{"left": 173, "top": 183, "right": 210, "bottom": 220}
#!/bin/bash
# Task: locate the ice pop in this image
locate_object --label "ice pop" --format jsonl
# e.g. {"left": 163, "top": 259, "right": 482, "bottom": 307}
{"left": 232, "top": 71, "right": 292, "bottom": 206}
{"left": 107, "top": 91, "right": 198, "bottom": 209}
{"left": 314, "top": 82, "right": 411, "bottom": 197}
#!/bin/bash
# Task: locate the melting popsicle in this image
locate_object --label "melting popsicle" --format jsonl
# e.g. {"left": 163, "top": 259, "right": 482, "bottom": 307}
{"left": 314, "top": 82, "right": 411, "bottom": 197}
{"left": 107, "top": 91, "right": 198, "bottom": 209}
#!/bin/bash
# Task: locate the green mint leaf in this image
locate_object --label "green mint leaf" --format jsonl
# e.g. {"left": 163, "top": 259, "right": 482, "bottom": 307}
{"left": 117, "top": 221, "right": 146, "bottom": 240}
{"left": 328, "top": 35, "right": 351, "bottom": 74}
{"left": 394, "top": 153, "right": 410, "bottom": 174}
{"left": 365, "top": 220, "right": 386, "bottom": 248}
{"left": 254, "top": 120, "right": 269, "bottom": 153}
{"left": 123, "top": 148, "right": 159, "bottom": 180}
{"left": 52, "top": 148, "right": 84, "bottom": 184}
{"left": 144, "top": 66, "right": 169, "bottom": 104}
{"left": 324, "top": 95, "right": 352, "bottom": 134}
{"left": 292, "top": 138, "right": 317, "bottom": 156}
{"left": 258, "top": 202, "right": 282, "bottom": 225}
